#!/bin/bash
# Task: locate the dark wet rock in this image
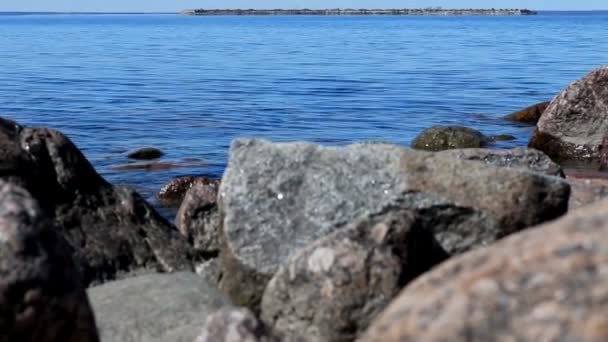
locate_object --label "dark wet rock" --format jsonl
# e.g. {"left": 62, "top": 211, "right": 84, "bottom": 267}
{"left": 360, "top": 198, "right": 608, "bottom": 342}
{"left": 158, "top": 176, "right": 220, "bottom": 207}
{"left": 411, "top": 125, "right": 489, "bottom": 151}
{"left": 437, "top": 147, "right": 564, "bottom": 177}
{"left": 218, "top": 139, "right": 569, "bottom": 309}
{"left": 127, "top": 147, "right": 164, "bottom": 160}
{"left": 261, "top": 207, "right": 448, "bottom": 342}
{"left": 195, "top": 307, "right": 277, "bottom": 342}
{"left": 0, "top": 181, "right": 99, "bottom": 342}
{"left": 529, "top": 66, "right": 608, "bottom": 163}
{"left": 176, "top": 181, "right": 221, "bottom": 257}
{"left": 600, "top": 135, "right": 608, "bottom": 170}
{"left": 488, "top": 134, "right": 516, "bottom": 141}
{"left": 503, "top": 101, "right": 550, "bottom": 124}
{"left": 0, "top": 118, "right": 194, "bottom": 286}
{"left": 88, "top": 272, "right": 230, "bottom": 342}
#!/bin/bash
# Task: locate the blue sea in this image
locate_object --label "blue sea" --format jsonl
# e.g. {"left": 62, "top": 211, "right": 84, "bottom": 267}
{"left": 0, "top": 12, "right": 607, "bottom": 208}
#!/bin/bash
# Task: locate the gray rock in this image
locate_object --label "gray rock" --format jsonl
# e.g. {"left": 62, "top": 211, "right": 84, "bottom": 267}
{"left": 261, "top": 207, "right": 448, "bottom": 342}
{"left": 411, "top": 125, "right": 489, "bottom": 151}
{"left": 0, "top": 181, "right": 99, "bottom": 342}
{"left": 437, "top": 147, "right": 564, "bottom": 177}
{"left": 0, "top": 117, "right": 194, "bottom": 286}
{"left": 127, "top": 147, "right": 164, "bottom": 160}
{"left": 158, "top": 176, "right": 220, "bottom": 207}
{"left": 529, "top": 65, "right": 608, "bottom": 163}
{"left": 360, "top": 198, "right": 608, "bottom": 342}
{"left": 218, "top": 139, "right": 570, "bottom": 309}
{"left": 88, "top": 272, "right": 230, "bottom": 342}
{"left": 176, "top": 181, "right": 221, "bottom": 257}
{"left": 195, "top": 307, "right": 277, "bottom": 342}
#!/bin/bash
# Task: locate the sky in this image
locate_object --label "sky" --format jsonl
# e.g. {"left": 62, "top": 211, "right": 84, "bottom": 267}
{"left": 0, "top": 1, "right": 606, "bottom": 12}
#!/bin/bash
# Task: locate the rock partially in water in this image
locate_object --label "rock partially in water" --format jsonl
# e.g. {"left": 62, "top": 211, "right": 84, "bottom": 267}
{"left": 529, "top": 66, "right": 608, "bottom": 163}
{"left": 0, "top": 117, "right": 194, "bottom": 286}
{"left": 158, "top": 176, "right": 220, "bottom": 207}
{"left": 503, "top": 101, "right": 550, "bottom": 124}
{"left": 127, "top": 147, "right": 164, "bottom": 160}
{"left": 261, "top": 207, "right": 448, "bottom": 342}
{"left": 111, "top": 162, "right": 180, "bottom": 171}
{"left": 360, "top": 198, "right": 608, "bottom": 342}
{"left": 195, "top": 307, "right": 277, "bottom": 342}
{"left": 0, "top": 181, "right": 99, "bottom": 342}
{"left": 437, "top": 147, "right": 564, "bottom": 177}
{"left": 176, "top": 181, "right": 221, "bottom": 258}
{"left": 411, "top": 125, "right": 489, "bottom": 151}
{"left": 88, "top": 272, "right": 230, "bottom": 342}
{"left": 218, "top": 139, "right": 569, "bottom": 309}
{"left": 488, "top": 134, "right": 516, "bottom": 141}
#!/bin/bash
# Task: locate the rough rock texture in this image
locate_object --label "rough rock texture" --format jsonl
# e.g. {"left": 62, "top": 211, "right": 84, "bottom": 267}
{"left": 176, "top": 181, "right": 221, "bottom": 257}
{"left": 437, "top": 147, "right": 564, "bottom": 177}
{"left": 411, "top": 125, "right": 489, "bottom": 151}
{"left": 503, "top": 101, "right": 550, "bottom": 124}
{"left": 600, "top": 135, "right": 608, "bottom": 170}
{"left": 0, "top": 181, "right": 99, "bottom": 342}
{"left": 88, "top": 272, "right": 229, "bottom": 342}
{"left": 195, "top": 307, "right": 277, "bottom": 342}
{"left": 529, "top": 66, "right": 608, "bottom": 162}
{"left": 127, "top": 147, "right": 164, "bottom": 160}
{"left": 261, "top": 208, "right": 448, "bottom": 342}
{"left": 157, "top": 176, "right": 220, "bottom": 207}
{"left": 219, "top": 139, "right": 570, "bottom": 309}
{"left": 568, "top": 178, "right": 608, "bottom": 210}
{"left": 360, "top": 199, "right": 608, "bottom": 342}
{"left": 0, "top": 118, "right": 194, "bottom": 286}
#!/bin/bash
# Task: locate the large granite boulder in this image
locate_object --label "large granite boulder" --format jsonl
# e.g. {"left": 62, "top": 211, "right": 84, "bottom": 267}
{"left": 437, "top": 147, "right": 564, "bottom": 177}
{"left": 176, "top": 181, "right": 221, "bottom": 258}
{"left": 195, "top": 307, "right": 277, "bottom": 342}
{"left": 0, "top": 181, "right": 99, "bottom": 342}
{"left": 218, "top": 139, "right": 569, "bottom": 309}
{"left": 360, "top": 199, "right": 608, "bottom": 342}
{"left": 503, "top": 101, "right": 550, "bottom": 124}
{"left": 88, "top": 272, "right": 230, "bottom": 342}
{"left": 261, "top": 207, "right": 448, "bottom": 342}
{"left": 529, "top": 66, "right": 608, "bottom": 163}
{"left": 0, "top": 118, "right": 194, "bottom": 286}
{"left": 411, "top": 125, "right": 489, "bottom": 151}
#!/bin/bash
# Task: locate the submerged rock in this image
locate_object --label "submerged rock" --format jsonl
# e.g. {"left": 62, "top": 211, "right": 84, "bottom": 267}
{"left": 0, "top": 117, "right": 194, "bottom": 286}
{"left": 0, "top": 181, "right": 99, "bottom": 342}
{"left": 218, "top": 139, "right": 569, "bottom": 309}
{"left": 88, "top": 272, "right": 230, "bottom": 342}
{"left": 127, "top": 147, "right": 164, "bottom": 160}
{"left": 488, "top": 134, "right": 516, "bottom": 141}
{"left": 529, "top": 66, "right": 608, "bottom": 163}
{"left": 503, "top": 101, "right": 550, "bottom": 124}
{"left": 360, "top": 198, "right": 608, "bottom": 342}
{"left": 195, "top": 307, "right": 277, "bottom": 342}
{"left": 261, "top": 207, "right": 448, "bottom": 342}
{"left": 437, "top": 147, "right": 564, "bottom": 177}
{"left": 411, "top": 125, "right": 489, "bottom": 151}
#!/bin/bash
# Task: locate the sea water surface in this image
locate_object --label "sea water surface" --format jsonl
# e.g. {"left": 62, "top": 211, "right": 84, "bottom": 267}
{"left": 0, "top": 12, "right": 607, "bottom": 207}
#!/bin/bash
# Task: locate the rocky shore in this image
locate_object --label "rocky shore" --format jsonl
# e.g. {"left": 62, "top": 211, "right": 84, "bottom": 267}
{"left": 2, "top": 65, "right": 608, "bottom": 342}
{"left": 180, "top": 8, "right": 538, "bottom": 16}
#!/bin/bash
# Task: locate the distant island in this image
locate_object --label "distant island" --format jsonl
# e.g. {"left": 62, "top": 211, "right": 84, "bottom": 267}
{"left": 179, "top": 8, "right": 538, "bottom": 16}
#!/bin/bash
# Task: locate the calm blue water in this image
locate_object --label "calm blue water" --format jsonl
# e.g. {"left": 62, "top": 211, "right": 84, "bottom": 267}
{"left": 1, "top": 13, "right": 607, "bottom": 206}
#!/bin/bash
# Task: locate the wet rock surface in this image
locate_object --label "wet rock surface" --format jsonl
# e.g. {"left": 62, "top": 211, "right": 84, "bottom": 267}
{"left": 529, "top": 66, "right": 608, "bottom": 163}
{"left": 503, "top": 101, "right": 550, "bottom": 124}
{"left": 0, "top": 181, "right": 99, "bottom": 342}
{"left": 360, "top": 199, "right": 608, "bottom": 342}
{"left": 218, "top": 139, "right": 569, "bottom": 309}
{"left": 176, "top": 181, "right": 221, "bottom": 258}
{"left": 437, "top": 147, "right": 564, "bottom": 177}
{"left": 411, "top": 125, "right": 489, "bottom": 151}
{"left": 127, "top": 147, "right": 164, "bottom": 160}
{"left": 88, "top": 272, "right": 230, "bottom": 342}
{"left": 261, "top": 207, "right": 448, "bottom": 342}
{"left": 195, "top": 307, "right": 277, "bottom": 342}
{"left": 0, "top": 118, "right": 194, "bottom": 286}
